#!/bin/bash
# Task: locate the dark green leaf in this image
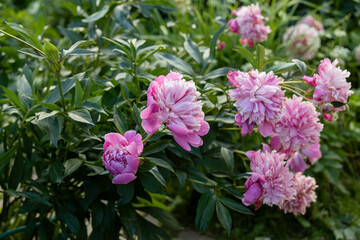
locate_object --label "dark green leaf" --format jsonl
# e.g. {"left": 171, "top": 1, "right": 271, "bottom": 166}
{"left": 44, "top": 40, "right": 59, "bottom": 64}
{"left": 156, "top": 52, "right": 195, "bottom": 75}
{"left": 117, "top": 182, "right": 135, "bottom": 205}
{"left": 0, "top": 143, "right": 18, "bottom": 172}
{"left": 292, "top": 59, "right": 307, "bottom": 75}
{"left": 234, "top": 47, "right": 256, "bottom": 68}
{"left": 18, "top": 192, "right": 53, "bottom": 207}
{"left": 202, "top": 67, "right": 236, "bottom": 80}
{"left": 210, "top": 25, "right": 226, "bottom": 59}
{"left": 196, "top": 190, "right": 215, "bottom": 233}
{"left": 146, "top": 157, "right": 175, "bottom": 173}
{"left": 331, "top": 101, "right": 346, "bottom": 108}
{"left": 1, "top": 86, "right": 26, "bottom": 112}
{"left": 7, "top": 22, "right": 43, "bottom": 51}
{"left": 68, "top": 109, "right": 94, "bottom": 126}
{"left": 63, "top": 40, "right": 96, "bottom": 58}
{"left": 8, "top": 145, "right": 23, "bottom": 189}
{"left": 184, "top": 37, "right": 202, "bottom": 65}
{"left": 218, "top": 196, "right": 253, "bottom": 215}
{"left": 49, "top": 161, "right": 63, "bottom": 183}
{"left": 221, "top": 147, "right": 234, "bottom": 169}
{"left": 256, "top": 44, "right": 265, "bottom": 71}
{"left": 267, "top": 62, "right": 295, "bottom": 74}
{"left": 140, "top": 207, "right": 183, "bottom": 231}
{"left": 149, "top": 166, "right": 167, "bottom": 187}
{"left": 142, "top": 140, "right": 171, "bottom": 156}
{"left": 132, "top": 104, "right": 142, "bottom": 127}
{"left": 74, "top": 78, "right": 83, "bottom": 106}
{"left": 64, "top": 158, "right": 83, "bottom": 178}
{"left": 216, "top": 201, "right": 232, "bottom": 235}
{"left": 36, "top": 111, "right": 59, "bottom": 121}
{"left": 18, "top": 48, "right": 45, "bottom": 59}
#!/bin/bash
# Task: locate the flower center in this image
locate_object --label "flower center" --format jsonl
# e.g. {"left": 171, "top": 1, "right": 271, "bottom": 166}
{"left": 105, "top": 145, "right": 129, "bottom": 168}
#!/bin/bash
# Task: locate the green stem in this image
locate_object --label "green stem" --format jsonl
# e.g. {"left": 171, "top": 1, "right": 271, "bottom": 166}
{"left": 0, "top": 29, "right": 45, "bottom": 56}
{"left": 281, "top": 80, "right": 304, "bottom": 84}
{"left": 234, "top": 150, "right": 247, "bottom": 156}
{"left": 187, "top": 178, "right": 216, "bottom": 187}
{"left": 142, "top": 134, "right": 152, "bottom": 143}
{"left": 56, "top": 71, "right": 66, "bottom": 112}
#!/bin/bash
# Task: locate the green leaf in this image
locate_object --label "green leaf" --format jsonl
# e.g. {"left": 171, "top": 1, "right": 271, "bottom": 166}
{"left": 18, "top": 191, "right": 53, "bottom": 207}
{"left": 149, "top": 166, "right": 167, "bottom": 187}
{"left": 292, "top": 59, "right": 307, "bottom": 75}
{"left": 140, "top": 207, "right": 183, "bottom": 231}
{"left": 36, "top": 111, "right": 59, "bottom": 121}
{"left": 234, "top": 47, "right": 256, "bottom": 68}
{"left": 49, "top": 161, "right": 63, "bottom": 183}
{"left": 267, "top": 62, "right": 295, "bottom": 74}
{"left": 210, "top": 25, "right": 226, "bottom": 59}
{"left": 156, "top": 52, "right": 195, "bottom": 75}
{"left": 176, "top": 171, "right": 187, "bottom": 187}
{"left": 218, "top": 196, "right": 253, "bottom": 215}
{"left": 117, "top": 182, "right": 134, "bottom": 205}
{"left": 119, "top": 205, "right": 137, "bottom": 238}
{"left": 1, "top": 86, "right": 26, "bottom": 112}
{"left": 146, "top": 157, "right": 175, "bottom": 173}
{"left": 256, "top": 44, "right": 265, "bottom": 71}
{"left": 62, "top": 40, "right": 96, "bottom": 58}
{"left": 8, "top": 145, "right": 23, "bottom": 190}
{"left": 113, "top": 105, "right": 128, "bottom": 133}
{"left": 68, "top": 109, "right": 94, "bottom": 126}
{"left": 184, "top": 37, "right": 202, "bottom": 65}
{"left": 142, "top": 140, "right": 171, "bottom": 156}
{"left": 216, "top": 201, "right": 232, "bottom": 236}
{"left": 59, "top": 209, "right": 80, "bottom": 234}
{"left": 23, "top": 64, "right": 33, "bottom": 87}
{"left": 82, "top": 5, "right": 110, "bottom": 23}
{"left": 63, "top": 158, "right": 83, "bottom": 178}
{"left": 91, "top": 202, "right": 105, "bottom": 228}
{"left": 202, "top": 67, "right": 236, "bottom": 80}
{"left": 6, "top": 22, "right": 43, "bottom": 51}
{"left": 221, "top": 147, "right": 234, "bottom": 169}
{"left": 331, "top": 101, "right": 346, "bottom": 108}
{"left": 195, "top": 190, "right": 216, "bottom": 233}
{"left": 37, "top": 116, "right": 63, "bottom": 147}
{"left": 17, "top": 76, "right": 32, "bottom": 109}
{"left": 18, "top": 48, "right": 45, "bottom": 59}
{"left": 132, "top": 104, "right": 142, "bottom": 127}
{"left": 74, "top": 78, "right": 84, "bottom": 106}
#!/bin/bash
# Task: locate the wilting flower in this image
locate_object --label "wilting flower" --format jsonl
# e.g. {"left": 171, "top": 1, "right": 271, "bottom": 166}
{"left": 283, "top": 24, "right": 321, "bottom": 60}
{"left": 228, "top": 70, "right": 285, "bottom": 137}
{"left": 287, "top": 142, "right": 321, "bottom": 173}
{"left": 141, "top": 71, "right": 209, "bottom": 151}
{"left": 243, "top": 144, "right": 296, "bottom": 209}
{"left": 355, "top": 45, "right": 360, "bottom": 63}
{"left": 282, "top": 172, "right": 318, "bottom": 216}
{"left": 270, "top": 96, "right": 323, "bottom": 155}
{"left": 299, "top": 15, "right": 324, "bottom": 33}
{"left": 103, "top": 131, "right": 143, "bottom": 184}
{"left": 228, "top": 3, "right": 271, "bottom": 47}
{"left": 303, "top": 58, "right": 353, "bottom": 108}
{"left": 217, "top": 40, "right": 225, "bottom": 50}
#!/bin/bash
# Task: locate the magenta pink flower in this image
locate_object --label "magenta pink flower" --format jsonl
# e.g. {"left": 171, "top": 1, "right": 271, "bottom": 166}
{"left": 217, "top": 40, "right": 225, "bottom": 50}
{"left": 228, "top": 3, "right": 271, "bottom": 47}
{"left": 140, "top": 71, "right": 209, "bottom": 151}
{"left": 270, "top": 96, "right": 323, "bottom": 155}
{"left": 103, "top": 131, "right": 143, "bottom": 184}
{"left": 283, "top": 24, "right": 321, "bottom": 60}
{"left": 228, "top": 70, "right": 285, "bottom": 137}
{"left": 287, "top": 142, "right": 321, "bottom": 173}
{"left": 300, "top": 15, "right": 324, "bottom": 33}
{"left": 303, "top": 59, "right": 353, "bottom": 119}
{"left": 282, "top": 172, "right": 318, "bottom": 216}
{"left": 243, "top": 144, "right": 296, "bottom": 208}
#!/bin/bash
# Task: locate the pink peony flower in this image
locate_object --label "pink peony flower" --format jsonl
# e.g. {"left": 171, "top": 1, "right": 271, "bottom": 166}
{"left": 103, "top": 131, "right": 143, "bottom": 184}
{"left": 303, "top": 58, "right": 353, "bottom": 109}
{"left": 140, "top": 71, "right": 209, "bottom": 151}
{"left": 282, "top": 172, "right": 318, "bottom": 216}
{"left": 299, "top": 15, "right": 324, "bottom": 33}
{"left": 228, "top": 70, "right": 285, "bottom": 137}
{"left": 283, "top": 24, "right": 321, "bottom": 60}
{"left": 217, "top": 40, "right": 225, "bottom": 50}
{"left": 270, "top": 96, "right": 323, "bottom": 155}
{"left": 287, "top": 141, "right": 321, "bottom": 173}
{"left": 243, "top": 144, "right": 296, "bottom": 208}
{"left": 228, "top": 4, "right": 271, "bottom": 47}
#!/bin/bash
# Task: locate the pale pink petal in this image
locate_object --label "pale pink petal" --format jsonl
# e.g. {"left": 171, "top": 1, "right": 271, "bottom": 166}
{"left": 104, "top": 133, "right": 127, "bottom": 151}
{"left": 112, "top": 173, "right": 137, "bottom": 185}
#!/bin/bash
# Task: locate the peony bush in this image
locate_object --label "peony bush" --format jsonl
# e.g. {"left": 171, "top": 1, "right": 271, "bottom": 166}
{"left": 0, "top": 0, "right": 359, "bottom": 239}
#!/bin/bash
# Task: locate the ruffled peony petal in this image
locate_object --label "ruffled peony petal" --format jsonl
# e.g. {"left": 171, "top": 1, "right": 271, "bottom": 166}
{"left": 242, "top": 182, "right": 263, "bottom": 206}
{"left": 104, "top": 133, "right": 127, "bottom": 151}
{"left": 112, "top": 173, "right": 137, "bottom": 185}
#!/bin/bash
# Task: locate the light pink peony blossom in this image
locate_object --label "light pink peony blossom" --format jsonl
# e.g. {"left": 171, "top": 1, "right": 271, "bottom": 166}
{"left": 287, "top": 152, "right": 308, "bottom": 173}
{"left": 141, "top": 71, "right": 209, "bottom": 151}
{"left": 243, "top": 145, "right": 296, "bottom": 208}
{"left": 228, "top": 4, "right": 271, "bottom": 47}
{"left": 228, "top": 70, "right": 285, "bottom": 137}
{"left": 271, "top": 96, "right": 323, "bottom": 155}
{"left": 103, "top": 131, "right": 143, "bottom": 184}
{"left": 303, "top": 58, "right": 353, "bottom": 118}
{"left": 283, "top": 24, "right": 321, "bottom": 60}
{"left": 300, "top": 15, "right": 324, "bottom": 33}
{"left": 282, "top": 172, "right": 318, "bottom": 216}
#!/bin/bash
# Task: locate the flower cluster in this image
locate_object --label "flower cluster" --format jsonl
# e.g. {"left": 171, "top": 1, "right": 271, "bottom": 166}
{"left": 228, "top": 3, "right": 271, "bottom": 47}
{"left": 227, "top": 70, "right": 285, "bottom": 137}
{"left": 283, "top": 15, "right": 323, "bottom": 60}
{"left": 140, "top": 71, "right": 209, "bottom": 151}
{"left": 243, "top": 144, "right": 296, "bottom": 208}
{"left": 281, "top": 172, "right": 318, "bottom": 216}
{"left": 303, "top": 58, "right": 353, "bottom": 121}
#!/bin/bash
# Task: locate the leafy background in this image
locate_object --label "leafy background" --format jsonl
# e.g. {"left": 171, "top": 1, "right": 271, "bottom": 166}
{"left": 0, "top": 0, "right": 359, "bottom": 239}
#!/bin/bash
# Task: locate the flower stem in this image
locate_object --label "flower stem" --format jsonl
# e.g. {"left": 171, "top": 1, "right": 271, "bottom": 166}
{"left": 187, "top": 178, "right": 217, "bottom": 187}
{"left": 142, "top": 133, "right": 152, "bottom": 143}
{"left": 234, "top": 150, "right": 247, "bottom": 156}
{"left": 56, "top": 71, "right": 66, "bottom": 112}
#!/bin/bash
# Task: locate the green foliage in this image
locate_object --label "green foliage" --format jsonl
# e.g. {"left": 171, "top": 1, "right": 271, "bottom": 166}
{"left": 0, "top": 0, "right": 359, "bottom": 239}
